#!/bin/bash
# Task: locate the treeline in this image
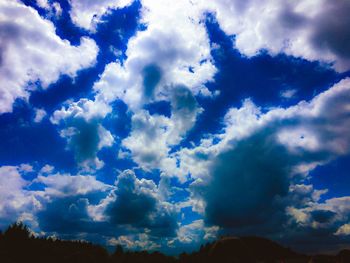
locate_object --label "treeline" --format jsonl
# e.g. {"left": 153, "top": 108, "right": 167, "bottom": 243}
{"left": 0, "top": 222, "right": 174, "bottom": 263}
{"left": 0, "top": 222, "right": 350, "bottom": 263}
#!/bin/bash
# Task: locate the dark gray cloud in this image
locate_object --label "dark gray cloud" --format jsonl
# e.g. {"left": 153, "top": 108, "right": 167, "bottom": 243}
{"left": 311, "top": 210, "right": 336, "bottom": 224}
{"left": 36, "top": 170, "right": 178, "bottom": 241}
{"left": 107, "top": 173, "right": 157, "bottom": 225}
{"left": 67, "top": 119, "right": 101, "bottom": 162}
{"left": 38, "top": 195, "right": 94, "bottom": 234}
{"left": 199, "top": 118, "right": 335, "bottom": 232}
{"left": 204, "top": 129, "right": 291, "bottom": 229}
{"left": 311, "top": 0, "right": 350, "bottom": 59}
{"left": 171, "top": 85, "right": 198, "bottom": 113}
{"left": 282, "top": 220, "right": 350, "bottom": 254}
{"left": 142, "top": 64, "right": 162, "bottom": 98}
{"left": 279, "top": 6, "right": 307, "bottom": 29}
{"left": 105, "top": 170, "right": 178, "bottom": 237}
{"left": 37, "top": 193, "right": 117, "bottom": 236}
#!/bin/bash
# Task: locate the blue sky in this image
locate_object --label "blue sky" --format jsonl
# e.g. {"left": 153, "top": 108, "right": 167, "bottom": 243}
{"left": 1, "top": 0, "right": 350, "bottom": 255}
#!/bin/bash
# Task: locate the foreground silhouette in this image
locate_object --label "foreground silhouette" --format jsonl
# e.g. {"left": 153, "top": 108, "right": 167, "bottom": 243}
{"left": 0, "top": 223, "right": 349, "bottom": 263}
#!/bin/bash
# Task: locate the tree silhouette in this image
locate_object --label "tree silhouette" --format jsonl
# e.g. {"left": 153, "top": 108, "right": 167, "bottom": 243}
{"left": 4, "top": 222, "right": 32, "bottom": 240}
{"left": 0, "top": 222, "right": 349, "bottom": 263}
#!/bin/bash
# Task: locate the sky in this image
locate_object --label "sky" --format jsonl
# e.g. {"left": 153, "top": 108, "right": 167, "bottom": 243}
{"left": 1, "top": 0, "right": 350, "bottom": 255}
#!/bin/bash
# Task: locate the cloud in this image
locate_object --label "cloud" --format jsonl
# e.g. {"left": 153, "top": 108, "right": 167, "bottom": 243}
{"left": 105, "top": 170, "right": 178, "bottom": 237}
{"left": 0, "top": 164, "right": 178, "bottom": 248}
{"left": 176, "top": 78, "right": 350, "bottom": 240}
{"left": 122, "top": 110, "right": 174, "bottom": 171}
{"left": 34, "top": 173, "right": 111, "bottom": 197}
{"left": 106, "top": 170, "right": 157, "bottom": 225}
{"left": 51, "top": 99, "right": 114, "bottom": 170}
{"left": 19, "top": 166, "right": 116, "bottom": 236}
{"left": 33, "top": 108, "right": 47, "bottom": 123}
{"left": 203, "top": 130, "right": 292, "bottom": 229}
{"left": 36, "top": 0, "right": 62, "bottom": 17}
{"left": 93, "top": 0, "right": 216, "bottom": 111}
{"left": 335, "top": 224, "right": 350, "bottom": 236}
{"left": 174, "top": 219, "right": 219, "bottom": 245}
{"left": 36, "top": 194, "right": 122, "bottom": 239}
{"left": 37, "top": 196, "right": 96, "bottom": 234}
{"left": 51, "top": 99, "right": 112, "bottom": 123}
{"left": 69, "top": 0, "right": 133, "bottom": 30}
{"left": 108, "top": 233, "right": 161, "bottom": 251}
{"left": 0, "top": 166, "right": 40, "bottom": 229}
{"left": 199, "top": 0, "right": 350, "bottom": 71}
{"left": 284, "top": 196, "right": 350, "bottom": 252}
{"left": 2, "top": 0, "right": 350, "bottom": 254}
{"left": 0, "top": 0, "right": 98, "bottom": 114}
{"left": 122, "top": 86, "right": 201, "bottom": 180}
{"left": 181, "top": 77, "right": 350, "bottom": 180}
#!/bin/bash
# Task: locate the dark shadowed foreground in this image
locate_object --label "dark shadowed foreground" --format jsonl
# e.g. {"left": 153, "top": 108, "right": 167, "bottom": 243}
{"left": 0, "top": 223, "right": 349, "bottom": 263}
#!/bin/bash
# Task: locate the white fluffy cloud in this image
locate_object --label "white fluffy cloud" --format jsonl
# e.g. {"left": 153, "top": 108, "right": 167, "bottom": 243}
{"left": 51, "top": 98, "right": 112, "bottom": 124}
{"left": 69, "top": 0, "right": 133, "bottom": 30}
{"left": 122, "top": 86, "right": 201, "bottom": 180}
{"left": 93, "top": 0, "right": 216, "bottom": 111}
{"left": 122, "top": 110, "right": 176, "bottom": 172}
{"left": 0, "top": 166, "right": 39, "bottom": 228}
{"left": 34, "top": 173, "right": 111, "bottom": 198}
{"left": 36, "top": 0, "right": 62, "bottom": 16}
{"left": 0, "top": 0, "right": 98, "bottom": 114}
{"left": 198, "top": 0, "right": 350, "bottom": 72}
{"left": 175, "top": 219, "right": 219, "bottom": 245}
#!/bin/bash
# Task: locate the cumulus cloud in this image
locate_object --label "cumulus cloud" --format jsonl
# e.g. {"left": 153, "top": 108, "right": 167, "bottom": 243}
{"left": 36, "top": 0, "right": 62, "bottom": 17}
{"left": 37, "top": 196, "right": 99, "bottom": 234}
{"left": 0, "top": 164, "right": 115, "bottom": 237}
{"left": 34, "top": 173, "right": 111, "bottom": 197}
{"left": 105, "top": 170, "right": 178, "bottom": 237}
{"left": 199, "top": 0, "right": 350, "bottom": 71}
{"left": 108, "top": 232, "right": 161, "bottom": 251}
{"left": 3, "top": 0, "right": 350, "bottom": 253}
{"left": 93, "top": 0, "right": 216, "bottom": 111}
{"left": 51, "top": 99, "right": 114, "bottom": 170}
{"left": 0, "top": 166, "right": 177, "bottom": 245}
{"left": 122, "top": 86, "right": 201, "bottom": 179}
{"left": 175, "top": 78, "right": 350, "bottom": 239}
{"left": 283, "top": 195, "right": 350, "bottom": 252}
{"left": 174, "top": 220, "right": 219, "bottom": 245}
{"left": 69, "top": 0, "right": 133, "bottom": 30}
{"left": 34, "top": 169, "right": 179, "bottom": 243}
{"left": 51, "top": 99, "right": 112, "bottom": 124}
{"left": 203, "top": 131, "right": 292, "bottom": 229}
{"left": 0, "top": 0, "right": 98, "bottom": 114}
{"left": 0, "top": 166, "right": 38, "bottom": 227}
{"left": 122, "top": 110, "right": 174, "bottom": 171}
{"left": 181, "top": 78, "right": 350, "bottom": 179}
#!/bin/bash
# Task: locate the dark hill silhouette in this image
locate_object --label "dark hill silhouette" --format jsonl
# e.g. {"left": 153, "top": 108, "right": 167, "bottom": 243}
{"left": 209, "top": 236, "right": 302, "bottom": 262}
{"left": 0, "top": 222, "right": 349, "bottom": 263}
